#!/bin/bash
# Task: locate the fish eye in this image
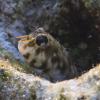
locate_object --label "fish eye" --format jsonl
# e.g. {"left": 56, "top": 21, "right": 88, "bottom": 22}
{"left": 36, "top": 35, "right": 48, "bottom": 46}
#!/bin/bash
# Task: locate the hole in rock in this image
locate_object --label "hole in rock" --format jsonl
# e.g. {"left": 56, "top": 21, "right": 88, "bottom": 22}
{"left": 14, "top": 0, "right": 100, "bottom": 83}
{"left": 45, "top": 0, "right": 100, "bottom": 82}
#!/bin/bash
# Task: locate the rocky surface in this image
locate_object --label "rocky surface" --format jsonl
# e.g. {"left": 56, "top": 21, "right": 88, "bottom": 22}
{"left": 47, "top": 0, "right": 100, "bottom": 73}
{"left": 0, "top": 0, "right": 100, "bottom": 99}
{"left": 0, "top": 0, "right": 99, "bottom": 73}
{"left": 0, "top": 52, "right": 100, "bottom": 100}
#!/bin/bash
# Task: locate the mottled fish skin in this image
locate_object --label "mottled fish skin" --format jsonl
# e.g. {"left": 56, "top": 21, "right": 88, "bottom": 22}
{"left": 17, "top": 28, "right": 77, "bottom": 82}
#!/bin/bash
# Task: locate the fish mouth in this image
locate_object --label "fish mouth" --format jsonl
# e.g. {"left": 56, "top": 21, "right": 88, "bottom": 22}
{"left": 16, "top": 35, "right": 35, "bottom": 43}
{"left": 16, "top": 35, "right": 30, "bottom": 40}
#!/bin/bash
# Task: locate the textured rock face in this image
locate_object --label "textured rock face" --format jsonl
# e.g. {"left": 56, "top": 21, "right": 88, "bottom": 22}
{"left": 47, "top": 0, "right": 100, "bottom": 73}
{"left": 0, "top": 0, "right": 57, "bottom": 35}
{"left": 0, "top": 0, "right": 100, "bottom": 99}
{"left": 0, "top": 55, "right": 100, "bottom": 100}
{"left": 1, "top": 0, "right": 98, "bottom": 74}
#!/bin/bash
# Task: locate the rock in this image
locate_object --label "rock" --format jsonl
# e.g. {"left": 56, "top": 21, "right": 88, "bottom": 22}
{"left": 0, "top": 28, "right": 24, "bottom": 61}
{"left": 6, "top": 19, "right": 26, "bottom": 37}
{"left": 0, "top": 53, "right": 100, "bottom": 99}
{"left": 0, "top": 0, "right": 16, "bottom": 15}
{"left": 0, "top": 0, "right": 100, "bottom": 99}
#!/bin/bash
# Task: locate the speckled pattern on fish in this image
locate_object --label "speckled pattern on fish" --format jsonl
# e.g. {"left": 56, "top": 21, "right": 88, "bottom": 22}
{"left": 17, "top": 28, "right": 77, "bottom": 82}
